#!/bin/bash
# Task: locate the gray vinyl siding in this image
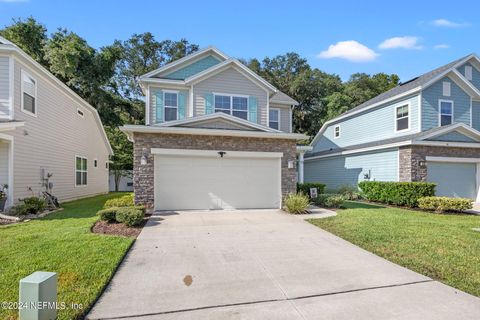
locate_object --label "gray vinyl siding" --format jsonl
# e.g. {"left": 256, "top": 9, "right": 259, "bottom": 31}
{"left": 422, "top": 76, "right": 471, "bottom": 131}
{"left": 9, "top": 58, "right": 109, "bottom": 203}
{"left": 193, "top": 67, "right": 268, "bottom": 126}
{"left": 0, "top": 56, "right": 10, "bottom": 117}
{"left": 270, "top": 103, "right": 292, "bottom": 133}
{"left": 0, "top": 142, "right": 8, "bottom": 186}
{"left": 304, "top": 148, "right": 399, "bottom": 190}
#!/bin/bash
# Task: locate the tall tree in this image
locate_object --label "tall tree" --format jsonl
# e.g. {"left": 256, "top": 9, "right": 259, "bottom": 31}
{"left": 112, "top": 33, "right": 198, "bottom": 100}
{"left": 0, "top": 17, "right": 48, "bottom": 66}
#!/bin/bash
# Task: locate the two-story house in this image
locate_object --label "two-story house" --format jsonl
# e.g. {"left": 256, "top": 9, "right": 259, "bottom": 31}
{"left": 121, "top": 47, "right": 306, "bottom": 211}
{"left": 0, "top": 36, "right": 112, "bottom": 207}
{"left": 305, "top": 54, "right": 480, "bottom": 201}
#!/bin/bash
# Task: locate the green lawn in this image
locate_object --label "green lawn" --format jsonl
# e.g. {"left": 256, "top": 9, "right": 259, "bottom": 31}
{"left": 0, "top": 193, "right": 134, "bottom": 320}
{"left": 309, "top": 201, "right": 480, "bottom": 297}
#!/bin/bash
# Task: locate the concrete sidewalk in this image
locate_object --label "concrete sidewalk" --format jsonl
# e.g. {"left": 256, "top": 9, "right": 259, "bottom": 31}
{"left": 87, "top": 210, "right": 480, "bottom": 320}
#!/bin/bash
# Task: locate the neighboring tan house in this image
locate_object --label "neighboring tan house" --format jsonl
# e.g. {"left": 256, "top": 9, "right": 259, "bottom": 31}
{"left": 121, "top": 47, "right": 307, "bottom": 211}
{"left": 305, "top": 54, "right": 480, "bottom": 201}
{"left": 0, "top": 36, "right": 112, "bottom": 207}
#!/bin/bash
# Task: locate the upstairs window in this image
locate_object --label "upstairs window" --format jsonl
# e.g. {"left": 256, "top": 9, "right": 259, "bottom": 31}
{"left": 465, "top": 65, "right": 473, "bottom": 80}
{"left": 164, "top": 91, "right": 178, "bottom": 121}
{"left": 75, "top": 156, "right": 88, "bottom": 186}
{"left": 334, "top": 125, "right": 341, "bottom": 138}
{"left": 269, "top": 108, "right": 280, "bottom": 130}
{"left": 21, "top": 70, "right": 37, "bottom": 116}
{"left": 396, "top": 105, "right": 409, "bottom": 131}
{"left": 214, "top": 94, "right": 248, "bottom": 120}
{"left": 439, "top": 100, "right": 453, "bottom": 126}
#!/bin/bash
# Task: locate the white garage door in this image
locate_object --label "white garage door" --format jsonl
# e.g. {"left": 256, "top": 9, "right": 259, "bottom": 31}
{"left": 153, "top": 149, "right": 282, "bottom": 210}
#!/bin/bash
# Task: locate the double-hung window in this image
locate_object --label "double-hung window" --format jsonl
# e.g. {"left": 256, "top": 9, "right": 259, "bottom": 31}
{"left": 75, "top": 156, "right": 88, "bottom": 186}
{"left": 214, "top": 94, "right": 248, "bottom": 120}
{"left": 334, "top": 125, "right": 341, "bottom": 138}
{"left": 269, "top": 108, "right": 280, "bottom": 130}
{"left": 396, "top": 104, "right": 409, "bottom": 131}
{"left": 439, "top": 100, "right": 453, "bottom": 126}
{"left": 164, "top": 92, "right": 178, "bottom": 121}
{"left": 21, "top": 70, "right": 37, "bottom": 116}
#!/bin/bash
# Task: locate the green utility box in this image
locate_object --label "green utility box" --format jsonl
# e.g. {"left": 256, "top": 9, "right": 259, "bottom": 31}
{"left": 19, "top": 271, "right": 57, "bottom": 320}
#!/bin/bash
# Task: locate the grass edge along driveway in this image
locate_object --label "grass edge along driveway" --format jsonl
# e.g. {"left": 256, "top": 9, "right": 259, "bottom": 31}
{"left": 0, "top": 193, "right": 134, "bottom": 320}
{"left": 309, "top": 201, "right": 480, "bottom": 297}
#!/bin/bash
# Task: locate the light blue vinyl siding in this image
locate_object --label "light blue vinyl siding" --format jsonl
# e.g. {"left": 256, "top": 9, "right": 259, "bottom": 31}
{"left": 472, "top": 101, "right": 480, "bottom": 131}
{"left": 312, "top": 94, "right": 419, "bottom": 153}
{"left": 427, "top": 162, "right": 477, "bottom": 199}
{"left": 428, "top": 131, "right": 477, "bottom": 142}
{"left": 304, "top": 148, "right": 399, "bottom": 190}
{"left": 421, "top": 76, "right": 470, "bottom": 131}
{"left": 164, "top": 56, "right": 221, "bottom": 80}
{"left": 457, "top": 62, "right": 480, "bottom": 91}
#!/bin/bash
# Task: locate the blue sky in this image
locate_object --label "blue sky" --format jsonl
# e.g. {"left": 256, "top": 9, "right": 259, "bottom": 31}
{"left": 0, "top": 0, "right": 478, "bottom": 81}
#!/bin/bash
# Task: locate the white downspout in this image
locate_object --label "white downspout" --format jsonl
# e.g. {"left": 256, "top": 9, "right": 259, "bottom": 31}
{"left": 299, "top": 151, "right": 305, "bottom": 183}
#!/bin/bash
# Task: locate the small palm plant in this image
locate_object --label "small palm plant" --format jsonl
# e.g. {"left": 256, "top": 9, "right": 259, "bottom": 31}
{"left": 283, "top": 193, "right": 310, "bottom": 214}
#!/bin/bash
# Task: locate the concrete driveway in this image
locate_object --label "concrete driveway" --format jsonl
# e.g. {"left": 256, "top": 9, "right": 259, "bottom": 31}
{"left": 87, "top": 210, "right": 480, "bottom": 320}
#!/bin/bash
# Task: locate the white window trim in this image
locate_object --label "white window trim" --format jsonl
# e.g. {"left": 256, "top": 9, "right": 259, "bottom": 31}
{"left": 163, "top": 90, "right": 179, "bottom": 122}
{"left": 269, "top": 108, "right": 280, "bottom": 130}
{"left": 93, "top": 158, "right": 98, "bottom": 168}
{"left": 442, "top": 81, "right": 451, "bottom": 97}
{"left": 394, "top": 103, "right": 411, "bottom": 133}
{"left": 333, "top": 125, "right": 341, "bottom": 139}
{"left": 438, "top": 99, "right": 454, "bottom": 127}
{"left": 77, "top": 108, "right": 84, "bottom": 118}
{"left": 75, "top": 155, "right": 88, "bottom": 187}
{"left": 465, "top": 65, "right": 473, "bottom": 81}
{"left": 213, "top": 92, "right": 249, "bottom": 120}
{"left": 20, "top": 69, "right": 37, "bottom": 117}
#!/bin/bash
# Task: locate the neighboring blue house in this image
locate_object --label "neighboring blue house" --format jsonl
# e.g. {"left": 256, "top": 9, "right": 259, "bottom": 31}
{"left": 304, "top": 54, "right": 480, "bottom": 201}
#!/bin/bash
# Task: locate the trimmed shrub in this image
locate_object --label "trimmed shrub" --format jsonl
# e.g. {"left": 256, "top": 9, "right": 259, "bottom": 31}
{"left": 337, "top": 185, "right": 361, "bottom": 200}
{"left": 313, "top": 193, "right": 345, "bottom": 208}
{"left": 97, "top": 207, "right": 118, "bottom": 222}
{"left": 12, "top": 197, "right": 46, "bottom": 215}
{"left": 283, "top": 193, "right": 310, "bottom": 214}
{"left": 104, "top": 194, "right": 134, "bottom": 208}
{"left": 11, "top": 204, "right": 29, "bottom": 216}
{"left": 358, "top": 181, "right": 436, "bottom": 207}
{"left": 297, "top": 183, "right": 326, "bottom": 198}
{"left": 115, "top": 207, "right": 144, "bottom": 227}
{"left": 418, "top": 196, "right": 473, "bottom": 213}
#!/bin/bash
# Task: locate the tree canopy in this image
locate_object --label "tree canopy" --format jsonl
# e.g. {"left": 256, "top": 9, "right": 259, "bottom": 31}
{"left": 0, "top": 17, "right": 401, "bottom": 170}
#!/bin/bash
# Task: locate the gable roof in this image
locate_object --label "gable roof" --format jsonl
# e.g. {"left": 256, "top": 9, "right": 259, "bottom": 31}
{"left": 152, "top": 112, "right": 281, "bottom": 132}
{"left": 138, "top": 46, "right": 298, "bottom": 105}
{"left": 0, "top": 36, "right": 113, "bottom": 155}
{"left": 306, "top": 123, "right": 480, "bottom": 159}
{"left": 310, "top": 53, "right": 480, "bottom": 146}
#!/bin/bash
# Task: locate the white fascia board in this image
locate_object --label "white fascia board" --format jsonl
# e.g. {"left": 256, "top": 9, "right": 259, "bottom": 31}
{"left": 0, "top": 46, "right": 114, "bottom": 155}
{"left": 426, "top": 156, "right": 480, "bottom": 163}
{"left": 450, "top": 69, "right": 480, "bottom": 98}
{"left": 120, "top": 125, "right": 308, "bottom": 140}
{"left": 139, "top": 77, "right": 187, "bottom": 86}
{"left": 418, "top": 123, "right": 480, "bottom": 141}
{"left": 413, "top": 140, "right": 480, "bottom": 148}
{"left": 270, "top": 99, "right": 298, "bottom": 106}
{"left": 0, "top": 121, "right": 25, "bottom": 132}
{"left": 310, "top": 87, "right": 422, "bottom": 146}
{"left": 151, "top": 148, "right": 283, "bottom": 159}
{"left": 139, "top": 46, "right": 230, "bottom": 80}
{"left": 304, "top": 141, "right": 411, "bottom": 161}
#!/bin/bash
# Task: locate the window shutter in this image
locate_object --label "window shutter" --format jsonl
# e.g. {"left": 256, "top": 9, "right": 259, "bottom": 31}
{"left": 204, "top": 93, "right": 214, "bottom": 114}
{"left": 178, "top": 92, "right": 186, "bottom": 119}
{"left": 155, "top": 90, "right": 164, "bottom": 123}
{"left": 248, "top": 96, "right": 257, "bottom": 123}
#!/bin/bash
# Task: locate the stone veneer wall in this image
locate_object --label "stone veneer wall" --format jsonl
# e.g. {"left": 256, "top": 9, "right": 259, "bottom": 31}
{"left": 132, "top": 132, "right": 297, "bottom": 208}
{"left": 399, "top": 145, "right": 480, "bottom": 182}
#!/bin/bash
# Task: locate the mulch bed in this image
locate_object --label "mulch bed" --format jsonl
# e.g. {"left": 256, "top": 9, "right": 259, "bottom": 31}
{"left": 0, "top": 218, "right": 16, "bottom": 225}
{"left": 92, "top": 215, "right": 150, "bottom": 238}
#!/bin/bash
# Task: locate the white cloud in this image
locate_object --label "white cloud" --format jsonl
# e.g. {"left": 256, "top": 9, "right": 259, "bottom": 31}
{"left": 434, "top": 44, "right": 450, "bottom": 49}
{"left": 317, "top": 40, "right": 378, "bottom": 62}
{"left": 431, "top": 19, "right": 469, "bottom": 28}
{"left": 379, "top": 36, "right": 423, "bottom": 50}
